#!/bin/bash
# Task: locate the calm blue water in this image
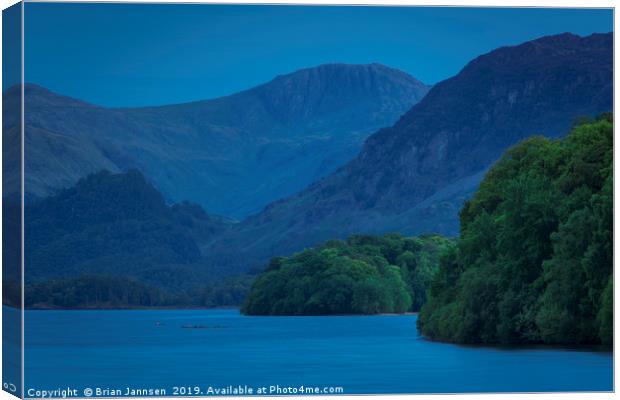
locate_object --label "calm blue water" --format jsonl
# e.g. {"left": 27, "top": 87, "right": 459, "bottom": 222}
{"left": 23, "top": 309, "right": 612, "bottom": 395}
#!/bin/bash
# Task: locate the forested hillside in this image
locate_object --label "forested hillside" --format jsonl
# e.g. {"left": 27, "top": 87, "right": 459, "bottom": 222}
{"left": 418, "top": 115, "right": 613, "bottom": 346}
{"left": 242, "top": 234, "right": 454, "bottom": 315}
{"left": 25, "top": 170, "right": 230, "bottom": 282}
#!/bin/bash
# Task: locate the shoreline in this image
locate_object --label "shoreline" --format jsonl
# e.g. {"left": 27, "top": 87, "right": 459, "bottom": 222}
{"left": 22, "top": 305, "right": 419, "bottom": 315}
{"left": 18, "top": 305, "right": 241, "bottom": 311}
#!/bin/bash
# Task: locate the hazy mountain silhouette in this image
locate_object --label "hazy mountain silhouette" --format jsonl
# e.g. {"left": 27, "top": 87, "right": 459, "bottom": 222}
{"left": 8, "top": 63, "right": 429, "bottom": 218}
{"left": 25, "top": 170, "right": 234, "bottom": 288}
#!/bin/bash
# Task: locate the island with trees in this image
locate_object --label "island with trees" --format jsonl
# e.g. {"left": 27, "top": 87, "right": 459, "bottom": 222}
{"left": 242, "top": 234, "right": 454, "bottom": 315}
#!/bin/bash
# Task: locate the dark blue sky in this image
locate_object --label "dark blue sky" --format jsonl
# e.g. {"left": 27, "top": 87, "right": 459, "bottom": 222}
{"left": 24, "top": 4, "right": 612, "bottom": 107}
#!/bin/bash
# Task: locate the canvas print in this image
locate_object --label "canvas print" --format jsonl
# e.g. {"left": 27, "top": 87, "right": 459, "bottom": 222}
{"left": 2, "top": 3, "right": 614, "bottom": 398}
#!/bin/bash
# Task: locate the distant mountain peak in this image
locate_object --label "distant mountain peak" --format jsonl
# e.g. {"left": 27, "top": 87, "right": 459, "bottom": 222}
{"left": 265, "top": 62, "right": 427, "bottom": 91}
{"left": 460, "top": 31, "right": 612, "bottom": 73}
{"left": 5, "top": 82, "right": 100, "bottom": 109}
{"left": 250, "top": 62, "right": 429, "bottom": 125}
{"left": 271, "top": 62, "right": 423, "bottom": 81}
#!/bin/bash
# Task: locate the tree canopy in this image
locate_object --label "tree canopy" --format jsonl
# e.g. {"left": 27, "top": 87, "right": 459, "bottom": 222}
{"left": 242, "top": 233, "right": 454, "bottom": 315}
{"left": 418, "top": 115, "right": 613, "bottom": 346}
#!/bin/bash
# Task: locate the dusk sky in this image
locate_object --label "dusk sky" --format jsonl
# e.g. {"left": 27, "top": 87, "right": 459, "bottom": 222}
{"left": 23, "top": 4, "right": 613, "bottom": 107}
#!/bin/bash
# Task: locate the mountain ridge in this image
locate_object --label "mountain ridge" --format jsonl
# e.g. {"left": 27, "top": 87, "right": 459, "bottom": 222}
{"left": 202, "top": 32, "right": 613, "bottom": 273}
{"left": 9, "top": 63, "right": 430, "bottom": 218}
{"left": 124, "top": 62, "right": 426, "bottom": 111}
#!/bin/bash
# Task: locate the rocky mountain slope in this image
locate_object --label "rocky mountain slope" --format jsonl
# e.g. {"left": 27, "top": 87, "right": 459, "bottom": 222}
{"left": 205, "top": 32, "right": 613, "bottom": 273}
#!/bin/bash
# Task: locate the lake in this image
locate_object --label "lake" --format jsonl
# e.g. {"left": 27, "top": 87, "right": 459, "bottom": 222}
{"left": 21, "top": 309, "right": 612, "bottom": 396}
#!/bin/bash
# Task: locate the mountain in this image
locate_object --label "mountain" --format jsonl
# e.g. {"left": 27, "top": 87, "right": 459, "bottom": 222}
{"left": 9, "top": 63, "right": 429, "bottom": 218}
{"left": 205, "top": 32, "right": 613, "bottom": 273}
{"left": 25, "top": 170, "right": 234, "bottom": 289}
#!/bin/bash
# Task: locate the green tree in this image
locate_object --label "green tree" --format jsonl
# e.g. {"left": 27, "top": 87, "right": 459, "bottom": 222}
{"left": 419, "top": 115, "right": 613, "bottom": 346}
{"left": 242, "top": 233, "right": 452, "bottom": 315}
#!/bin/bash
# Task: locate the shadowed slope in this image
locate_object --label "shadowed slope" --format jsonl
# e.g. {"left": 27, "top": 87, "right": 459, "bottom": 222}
{"left": 206, "top": 33, "right": 613, "bottom": 273}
